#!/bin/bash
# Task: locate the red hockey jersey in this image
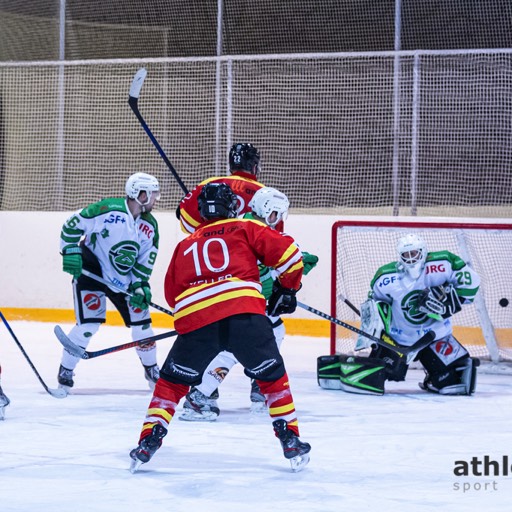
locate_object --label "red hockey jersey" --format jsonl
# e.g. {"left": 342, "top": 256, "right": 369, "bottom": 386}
{"left": 165, "top": 217, "right": 303, "bottom": 334}
{"left": 178, "top": 172, "right": 264, "bottom": 234}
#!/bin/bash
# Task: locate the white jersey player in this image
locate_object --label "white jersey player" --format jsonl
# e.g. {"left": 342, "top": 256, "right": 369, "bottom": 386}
{"left": 57, "top": 172, "right": 161, "bottom": 394}
{"left": 357, "top": 234, "right": 481, "bottom": 395}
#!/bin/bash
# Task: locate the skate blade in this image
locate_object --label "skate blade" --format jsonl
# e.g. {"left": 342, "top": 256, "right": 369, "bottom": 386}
{"left": 290, "top": 453, "right": 310, "bottom": 472}
{"left": 250, "top": 401, "right": 267, "bottom": 414}
{"left": 0, "top": 407, "right": 5, "bottom": 421}
{"left": 129, "top": 457, "right": 144, "bottom": 474}
{"left": 178, "top": 410, "right": 218, "bottom": 422}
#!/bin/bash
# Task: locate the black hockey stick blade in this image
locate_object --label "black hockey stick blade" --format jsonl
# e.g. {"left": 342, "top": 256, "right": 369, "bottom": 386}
{"left": 54, "top": 325, "right": 177, "bottom": 360}
{"left": 296, "top": 301, "right": 435, "bottom": 356}
{"left": 337, "top": 293, "right": 361, "bottom": 316}
{"left": 0, "top": 311, "right": 67, "bottom": 398}
{"left": 128, "top": 67, "right": 189, "bottom": 195}
{"left": 81, "top": 270, "right": 174, "bottom": 317}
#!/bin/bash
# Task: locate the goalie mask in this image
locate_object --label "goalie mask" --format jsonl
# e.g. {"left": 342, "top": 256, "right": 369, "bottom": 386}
{"left": 249, "top": 187, "right": 289, "bottom": 228}
{"left": 396, "top": 234, "right": 427, "bottom": 279}
{"left": 125, "top": 172, "right": 160, "bottom": 207}
{"left": 198, "top": 183, "right": 238, "bottom": 220}
{"left": 229, "top": 143, "right": 260, "bottom": 176}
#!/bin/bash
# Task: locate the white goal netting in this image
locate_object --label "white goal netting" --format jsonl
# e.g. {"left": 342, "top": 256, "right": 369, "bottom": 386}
{"left": 331, "top": 220, "right": 512, "bottom": 370}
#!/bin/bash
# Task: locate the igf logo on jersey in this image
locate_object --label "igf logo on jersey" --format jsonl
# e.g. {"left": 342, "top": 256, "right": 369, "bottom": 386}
{"left": 109, "top": 241, "right": 140, "bottom": 275}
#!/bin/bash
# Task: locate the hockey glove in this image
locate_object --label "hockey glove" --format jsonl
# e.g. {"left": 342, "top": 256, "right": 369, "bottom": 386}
{"left": 129, "top": 281, "right": 152, "bottom": 310}
{"left": 417, "top": 284, "right": 462, "bottom": 319}
{"left": 267, "top": 281, "right": 298, "bottom": 316}
{"left": 301, "top": 252, "right": 319, "bottom": 276}
{"left": 62, "top": 245, "right": 83, "bottom": 279}
{"left": 441, "top": 284, "right": 462, "bottom": 318}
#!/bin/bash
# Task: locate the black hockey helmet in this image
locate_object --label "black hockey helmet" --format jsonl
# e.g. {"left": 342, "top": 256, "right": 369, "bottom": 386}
{"left": 198, "top": 183, "right": 238, "bottom": 220}
{"left": 228, "top": 143, "right": 260, "bottom": 176}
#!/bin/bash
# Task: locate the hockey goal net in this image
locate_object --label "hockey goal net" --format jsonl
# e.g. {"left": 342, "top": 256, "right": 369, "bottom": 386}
{"left": 331, "top": 218, "right": 512, "bottom": 371}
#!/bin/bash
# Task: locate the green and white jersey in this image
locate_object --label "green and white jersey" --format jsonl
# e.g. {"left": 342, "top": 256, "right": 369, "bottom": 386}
{"left": 369, "top": 250, "right": 480, "bottom": 346}
{"left": 60, "top": 197, "right": 159, "bottom": 291}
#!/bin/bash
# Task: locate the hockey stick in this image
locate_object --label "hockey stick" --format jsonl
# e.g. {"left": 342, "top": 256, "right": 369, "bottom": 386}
{"left": 337, "top": 293, "right": 361, "bottom": 316}
{"left": 54, "top": 325, "right": 177, "bottom": 360}
{"left": 81, "top": 269, "right": 174, "bottom": 317}
{"left": 129, "top": 68, "right": 189, "bottom": 195}
{"left": 296, "top": 301, "right": 435, "bottom": 357}
{"left": 0, "top": 311, "right": 67, "bottom": 398}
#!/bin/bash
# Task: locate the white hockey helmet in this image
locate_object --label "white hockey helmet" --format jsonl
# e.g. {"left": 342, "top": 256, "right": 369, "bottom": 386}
{"left": 249, "top": 187, "right": 289, "bottom": 227}
{"left": 396, "top": 234, "right": 427, "bottom": 279}
{"left": 125, "top": 172, "right": 160, "bottom": 206}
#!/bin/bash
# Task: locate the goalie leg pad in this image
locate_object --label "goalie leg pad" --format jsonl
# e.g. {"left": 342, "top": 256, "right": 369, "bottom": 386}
{"left": 338, "top": 356, "right": 387, "bottom": 395}
{"left": 317, "top": 355, "right": 342, "bottom": 390}
{"left": 369, "top": 345, "right": 409, "bottom": 382}
{"left": 418, "top": 335, "right": 478, "bottom": 395}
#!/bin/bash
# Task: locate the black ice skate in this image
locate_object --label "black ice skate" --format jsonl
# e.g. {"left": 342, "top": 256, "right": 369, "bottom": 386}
{"left": 272, "top": 419, "right": 311, "bottom": 472}
{"left": 179, "top": 387, "right": 220, "bottom": 422}
{"left": 143, "top": 364, "right": 160, "bottom": 391}
{"left": 129, "top": 424, "right": 167, "bottom": 473}
{"left": 250, "top": 379, "right": 266, "bottom": 414}
{"left": 57, "top": 365, "right": 74, "bottom": 394}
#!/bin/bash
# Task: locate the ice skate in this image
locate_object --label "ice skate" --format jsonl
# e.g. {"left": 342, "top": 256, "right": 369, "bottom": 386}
{"left": 129, "top": 424, "right": 167, "bottom": 473}
{"left": 143, "top": 364, "right": 160, "bottom": 391}
{"left": 250, "top": 379, "right": 267, "bottom": 414}
{"left": 273, "top": 419, "right": 311, "bottom": 472}
{"left": 57, "top": 365, "right": 74, "bottom": 394}
{"left": 179, "top": 387, "right": 220, "bottom": 422}
{"left": 0, "top": 387, "right": 10, "bottom": 420}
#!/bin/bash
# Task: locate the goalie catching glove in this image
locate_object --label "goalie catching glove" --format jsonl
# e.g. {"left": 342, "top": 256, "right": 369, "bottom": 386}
{"left": 267, "top": 281, "right": 298, "bottom": 316}
{"left": 129, "top": 281, "right": 152, "bottom": 310}
{"left": 417, "top": 284, "right": 462, "bottom": 319}
{"left": 61, "top": 245, "right": 83, "bottom": 279}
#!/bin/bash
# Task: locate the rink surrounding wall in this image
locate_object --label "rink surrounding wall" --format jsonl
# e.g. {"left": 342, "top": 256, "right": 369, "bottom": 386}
{"left": 0, "top": 211, "right": 335, "bottom": 336}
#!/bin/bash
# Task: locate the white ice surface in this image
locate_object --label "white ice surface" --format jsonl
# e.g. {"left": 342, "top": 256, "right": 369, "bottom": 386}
{"left": 0, "top": 320, "right": 511, "bottom": 512}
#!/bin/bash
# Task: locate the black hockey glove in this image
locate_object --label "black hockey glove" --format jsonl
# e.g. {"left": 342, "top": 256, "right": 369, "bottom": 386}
{"left": 267, "top": 281, "right": 298, "bottom": 316}
{"left": 417, "top": 284, "right": 462, "bottom": 319}
{"left": 441, "top": 284, "right": 463, "bottom": 318}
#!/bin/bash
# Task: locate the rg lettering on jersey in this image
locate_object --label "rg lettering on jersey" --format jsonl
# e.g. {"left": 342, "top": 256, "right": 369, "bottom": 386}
{"left": 426, "top": 263, "right": 446, "bottom": 274}
{"left": 138, "top": 223, "right": 153, "bottom": 238}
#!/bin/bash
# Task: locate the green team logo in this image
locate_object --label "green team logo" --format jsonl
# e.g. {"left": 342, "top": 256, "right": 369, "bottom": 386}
{"left": 109, "top": 241, "right": 140, "bottom": 275}
{"left": 401, "top": 290, "right": 429, "bottom": 325}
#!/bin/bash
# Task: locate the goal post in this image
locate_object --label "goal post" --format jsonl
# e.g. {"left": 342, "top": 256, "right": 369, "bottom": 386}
{"left": 330, "top": 218, "right": 512, "bottom": 371}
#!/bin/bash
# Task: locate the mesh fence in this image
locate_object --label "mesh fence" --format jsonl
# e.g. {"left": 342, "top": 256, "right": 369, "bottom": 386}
{"left": 1, "top": 54, "right": 511, "bottom": 214}
{"left": 0, "top": 1, "right": 511, "bottom": 214}
{"left": 1, "top": 0, "right": 511, "bottom": 61}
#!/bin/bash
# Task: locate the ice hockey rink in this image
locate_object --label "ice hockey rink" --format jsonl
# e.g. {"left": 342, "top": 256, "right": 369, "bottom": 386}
{"left": 0, "top": 320, "right": 511, "bottom": 512}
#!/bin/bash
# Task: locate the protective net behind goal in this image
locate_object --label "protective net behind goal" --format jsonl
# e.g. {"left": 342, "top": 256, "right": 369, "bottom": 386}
{"left": 0, "top": 52, "right": 511, "bottom": 214}
{"left": 331, "top": 220, "right": 512, "bottom": 369}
